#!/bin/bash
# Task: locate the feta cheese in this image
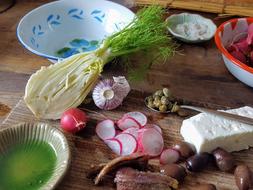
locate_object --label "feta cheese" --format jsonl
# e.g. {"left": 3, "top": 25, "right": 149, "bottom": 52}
{"left": 180, "top": 106, "right": 253, "bottom": 153}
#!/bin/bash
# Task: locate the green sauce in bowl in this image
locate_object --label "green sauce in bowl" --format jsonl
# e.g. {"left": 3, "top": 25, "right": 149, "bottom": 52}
{"left": 0, "top": 140, "right": 57, "bottom": 190}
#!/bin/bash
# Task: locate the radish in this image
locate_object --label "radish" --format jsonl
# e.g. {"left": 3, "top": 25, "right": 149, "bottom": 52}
{"left": 144, "top": 124, "right": 162, "bottom": 134}
{"left": 122, "top": 127, "right": 139, "bottom": 139}
{"left": 104, "top": 138, "right": 122, "bottom": 155}
{"left": 124, "top": 112, "right": 147, "bottom": 127}
{"left": 160, "top": 149, "right": 180, "bottom": 165}
{"left": 117, "top": 116, "right": 141, "bottom": 130}
{"left": 138, "top": 128, "right": 164, "bottom": 156}
{"left": 60, "top": 108, "right": 88, "bottom": 133}
{"left": 96, "top": 119, "right": 116, "bottom": 140}
{"left": 115, "top": 133, "right": 138, "bottom": 156}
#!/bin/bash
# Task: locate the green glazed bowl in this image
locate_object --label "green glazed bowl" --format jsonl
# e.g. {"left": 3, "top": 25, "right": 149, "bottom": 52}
{"left": 0, "top": 122, "right": 70, "bottom": 190}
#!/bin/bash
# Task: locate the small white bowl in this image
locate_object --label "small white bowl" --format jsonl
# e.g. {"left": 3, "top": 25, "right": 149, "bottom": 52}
{"left": 166, "top": 13, "right": 217, "bottom": 43}
{"left": 17, "top": 0, "right": 135, "bottom": 62}
{"left": 215, "top": 18, "right": 253, "bottom": 88}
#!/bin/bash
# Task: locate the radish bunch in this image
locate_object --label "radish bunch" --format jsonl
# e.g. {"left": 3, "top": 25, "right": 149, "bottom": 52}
{"left": 96, "top": 111, "right": 164, "bottom": 156}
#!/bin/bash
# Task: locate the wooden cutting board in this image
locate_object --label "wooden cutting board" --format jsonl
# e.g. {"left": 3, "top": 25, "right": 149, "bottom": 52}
{"left": 2, "top": 92, "right": 253, "bottom": 190}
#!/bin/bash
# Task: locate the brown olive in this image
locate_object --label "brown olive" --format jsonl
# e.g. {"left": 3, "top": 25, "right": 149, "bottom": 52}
{"left": 234, "top": 165, "right": 253, "bottom": 190}
{"left": 192, "top": 184, "right": 217, "bottom": 190}
{"left": 173, "top": 142, "right": 194, "bottom": 159}
{"left": 213, "top": 148, "right": 235, "bottom": 172}
{"left": 186, "top": 153, "right": 211, "bottom": 172}
{"left": 163, "top": 88, "right": 171, "bottom": 97}
{"left": 160, "top": 164, "right": 187, "bottom": 182}
{"left": 159, "top": 104, "right": 167, "bottom": 112}
{"left": 161, "top": 96, "right": 170, "bottom": 105}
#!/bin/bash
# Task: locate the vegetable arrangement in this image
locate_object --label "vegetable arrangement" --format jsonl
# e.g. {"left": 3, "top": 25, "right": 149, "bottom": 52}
{"left": 227, "top": 24, "right": 253, "bottom": 66}
{"left": 24, "top": 6, "right": 175, "bottom": 119}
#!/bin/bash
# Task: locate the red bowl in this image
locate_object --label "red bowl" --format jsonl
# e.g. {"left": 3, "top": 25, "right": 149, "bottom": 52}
{"left": 215, "top": 18, "right": 253, "bottom": 87}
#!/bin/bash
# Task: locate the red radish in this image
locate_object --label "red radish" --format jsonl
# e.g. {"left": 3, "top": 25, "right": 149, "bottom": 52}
{"left": 117, "top": 116, "right": 141, "bottom": 130}
{"left": 144, "top": 124, "right": 162, "bottom": 134}
{"left": 124, "top": 112, "right": 147, "bottom": 127}
{"left": 160, "top": 149, "right": 180, "bottom": 165}
{"left": 96, "top": 119, "right": 116, "bottom": 140}
{"left": 105, "top": 138, "right": 122, "bottom": 155}
{"left": 138, "top": 128, "right": 164, "bottom": 156}
{"left": 60, "top": 108, "right": 88, "bottom": 133}
{"left": 115, "top": 133, "right": 138, "bottom": 156}
{"left": 122, "top": 127, "right": 139, "bottom": 139}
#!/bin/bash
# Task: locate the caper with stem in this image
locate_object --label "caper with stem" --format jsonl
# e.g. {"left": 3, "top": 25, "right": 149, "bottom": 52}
{"left": 171, "top": 102, "right": 180, "bottom": 113}
{"left": 154, "top": 90, "right": 164, "bottom": 97}
{"left": 163, "top": 88, "right": 172, "bottom": 97}
{"left": 161, "top": 96, "right": 170, "bottom": 105}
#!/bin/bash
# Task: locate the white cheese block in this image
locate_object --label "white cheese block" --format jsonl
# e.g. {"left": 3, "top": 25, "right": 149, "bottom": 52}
{"left": 180, "top": 106, "right": 253, "bottom": 153}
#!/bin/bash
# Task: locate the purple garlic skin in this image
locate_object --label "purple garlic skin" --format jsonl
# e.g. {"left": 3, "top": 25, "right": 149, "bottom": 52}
{"left": 92, "top": 76, "right": 130, "bottom": 110}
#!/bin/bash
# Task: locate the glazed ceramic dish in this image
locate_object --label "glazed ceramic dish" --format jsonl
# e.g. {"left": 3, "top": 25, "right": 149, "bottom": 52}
{"left": 166, "top": 13, "right": 217, "bottom": 43}
{"left": 17, "top": 0, "right": 135, "bottom": 61}
{"left": 0, "top": 123, "right": 70, "bottom": 190}
{"left": 215, "top": 18, "right": 253, "bottom": 88}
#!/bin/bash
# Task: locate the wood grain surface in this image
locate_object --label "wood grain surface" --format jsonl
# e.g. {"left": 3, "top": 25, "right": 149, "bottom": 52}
{"left": 1, "top": 0, "right": 253, "bottom": 190}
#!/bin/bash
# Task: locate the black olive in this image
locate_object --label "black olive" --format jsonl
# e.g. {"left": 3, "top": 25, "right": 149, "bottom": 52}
{"left": 185, "top": 153, "right": 211, "bottom": 172}
{"left": 213, "top": 148, "right": 235, "bottom": 172}
{"left": 160, "top": 164, "right": 187, "bottom": 182}
{"left": 234, "top": 165, "right": 253, "bottom": 190}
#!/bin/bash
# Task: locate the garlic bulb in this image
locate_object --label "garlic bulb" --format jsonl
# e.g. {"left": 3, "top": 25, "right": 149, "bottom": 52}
{"left": 92, "top": 76, "right": 130, "bottom": 110}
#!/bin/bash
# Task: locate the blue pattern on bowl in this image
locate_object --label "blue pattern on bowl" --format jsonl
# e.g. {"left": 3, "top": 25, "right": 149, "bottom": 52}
{"left": 17, "top": 0, "right": 135, "bottom": 61}
{"left": 56, "top": 39, "right": 99, "bottom": 58}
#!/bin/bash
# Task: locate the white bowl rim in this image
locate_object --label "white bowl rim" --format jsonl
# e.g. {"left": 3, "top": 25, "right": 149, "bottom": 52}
{"left": 16, "top": 0, "right": 135, "bottom": 60}
{"left": 166, "top": 12, "right": 217, "bottom": 42}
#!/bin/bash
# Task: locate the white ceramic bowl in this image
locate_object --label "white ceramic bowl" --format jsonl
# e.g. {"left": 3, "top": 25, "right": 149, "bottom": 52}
{"left": 166, "top": 13, "right": 217, "bottom": 43}
{"left": 215, "top": 18, "right": 253, "bottom": 87}
{"left": 17, "top": 0, "right": 135, "bottom": 61}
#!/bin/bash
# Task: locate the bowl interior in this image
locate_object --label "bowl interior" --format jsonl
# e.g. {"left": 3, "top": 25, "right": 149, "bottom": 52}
{"left": 0, "top": 123, "right": 70, "bottom": 190}
{"left": 166, "top": 13, "right": 217, "bottom": 42}
{"left": 17, "top": 0, "right": 135, "bottom": 60}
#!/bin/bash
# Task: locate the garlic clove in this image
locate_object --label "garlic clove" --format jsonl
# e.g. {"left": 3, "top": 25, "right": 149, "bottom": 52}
{"left": 92, "top": 76, "right": 130, "bottom": 110}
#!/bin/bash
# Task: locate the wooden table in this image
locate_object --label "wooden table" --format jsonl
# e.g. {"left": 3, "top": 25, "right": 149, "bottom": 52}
{"left": 1, "top": 1, "right": 253, "bottom": 190}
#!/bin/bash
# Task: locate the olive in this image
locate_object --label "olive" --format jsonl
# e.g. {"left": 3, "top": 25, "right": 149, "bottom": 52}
{"left": 234, "top": 165, "right": 253, "bottom": 190}
{"left": 163, "top": 88, "right": 172, "bottom": 97}
{"left": 171, "top": 103, "right": 180, "bottom": 113}
{"left": 192, "top": 184, "right": 217, "bottom": 190}
{"left": 161, "top": 96, "right": 170, "bottom": 105}
{"left": 173, "top": 142, "right": 194, "bottom": 159}
{"left": 160, "top": 164, "right": 187, "bottom": 182}
{"left": 186, "top": 153, "right": 211, "bottom": 172}
{"left": 159, "top": 104, "right": 167, "bottom": 112}
{"left": 154, "top": 90, "right": 164, "bottom": 97}
{"left": 213, "top": 148, "right": 235, "bottom": 172}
